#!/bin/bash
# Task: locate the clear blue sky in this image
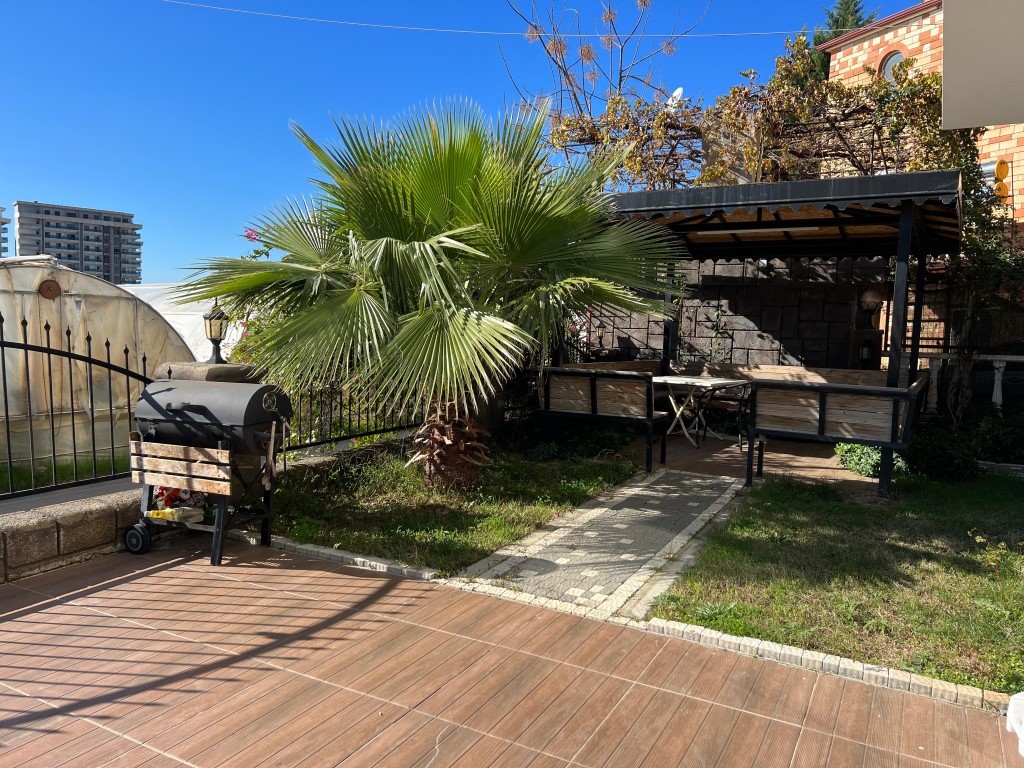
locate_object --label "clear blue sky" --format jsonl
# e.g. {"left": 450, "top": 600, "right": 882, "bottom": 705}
{"left": 0, "top": 0, "right": 908, "bottom": 283}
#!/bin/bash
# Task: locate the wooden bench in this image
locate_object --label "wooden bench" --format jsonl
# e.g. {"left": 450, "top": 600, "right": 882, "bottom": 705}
{"left": 745, "top": 373, "right": 928, "bottom": 494}
{"left": 539, "top": 367, "right": 670, "bottom": 471}
{"left": 674, "top": 361, "right": 927, "bottom": 493}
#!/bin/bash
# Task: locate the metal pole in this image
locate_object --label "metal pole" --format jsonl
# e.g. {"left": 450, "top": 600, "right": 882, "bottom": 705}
{"left": 881, "top": 201, "right": 914, "bottom": 496}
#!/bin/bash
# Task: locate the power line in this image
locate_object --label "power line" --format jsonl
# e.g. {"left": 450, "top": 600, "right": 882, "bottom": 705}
{"left": 160, "top": 1, "right": 940, "bottom": 40}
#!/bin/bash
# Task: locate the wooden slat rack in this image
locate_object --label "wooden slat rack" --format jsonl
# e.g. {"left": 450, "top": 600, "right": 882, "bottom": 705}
{"left": 126, "top": 433, "right": 274, "bottom": 565}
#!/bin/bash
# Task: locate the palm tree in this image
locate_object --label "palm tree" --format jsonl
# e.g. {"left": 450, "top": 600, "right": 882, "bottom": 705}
{"left": 179, "top": 101, "right": 681, "bottom": 485}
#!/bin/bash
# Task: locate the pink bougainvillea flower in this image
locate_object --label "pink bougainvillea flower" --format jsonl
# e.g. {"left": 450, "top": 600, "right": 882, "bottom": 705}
{"left": 243, "top": 227, "right": 261, "bottom": 242}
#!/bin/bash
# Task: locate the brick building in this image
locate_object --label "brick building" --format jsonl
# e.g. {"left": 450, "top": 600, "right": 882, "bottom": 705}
{"left": 819, "top": 0, "right": 1024, "bottom": 225}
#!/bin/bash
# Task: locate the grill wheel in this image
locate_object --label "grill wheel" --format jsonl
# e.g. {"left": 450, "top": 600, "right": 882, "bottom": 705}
{"left": 124, "top": 523, "right": 152, "bottom": 555}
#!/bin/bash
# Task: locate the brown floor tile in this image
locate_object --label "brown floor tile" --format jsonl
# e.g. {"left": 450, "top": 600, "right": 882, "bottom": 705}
{"left": 5, "top": 541, "right": 1024, "bottom": 768}
{"left": 727, "top": 653, "right": 789, "bottom": 720}
{"left": 461, "top": 657, "right": 561, "bottom": 733}
{"left": 866, "top": 687, "right": 905, "bottom": 754}
{"left": 804, "top": 674, "right": 846, "bottom": 734}
{"left": 965, "top": 707, "right": 1007, "bottom": 768}
{"left": 771, "top": 667, "right": 817, "bottom": 726}
{"left": 791, "top": 729, "right": 833, "bottom": 767}
{"left": 251, "top": 693, "right": 388, "bottom": 768}
{"left": 349, "top": 717, "right": 452, "bottom": 768}
{"left": 824, "top": 737, "right": 866, "bottom": 767}
{"left": 543, "top": 676, "right": 632, "bottom": 761}
{"left": 640, "top": 696, "right": 712, "bottom": 767}
{"left": 676, "top": 703, "right": 740, "bottom": 766}
{"left": 512, "top": 669, "right": 610, "bottom": 752}
{"left": 714, "top": 711, "right": 771, "bottom": 768}
{"left": 898, "top": 694, "right": 935, "bottom": 761}
{"left": 488, "top": 661, "right": 583, "bottom": 742}
{"left": 833, "top": 679, "right": 874, "bottom": 744}
{"left": 574, "top": 684, "right": 658, "bottom": 766}
{"left": 752, "top": 720, "right": 802, "bottom": 767}
{"left": 715, "top": 654, "right": 767, "bottom": 710}
{"left": 689, "top": 648, "right": 739, "bottom": 701}
{"left": 600, "top": 688, "right": 686, "bottom": 768}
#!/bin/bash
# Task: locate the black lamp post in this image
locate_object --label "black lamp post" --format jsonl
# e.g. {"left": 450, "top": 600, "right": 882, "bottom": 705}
{"left": 595, "top": 319, "right": 606, "bottom": 348}
{"left": 203, "top": 301, "right": 229, "bottom": 364}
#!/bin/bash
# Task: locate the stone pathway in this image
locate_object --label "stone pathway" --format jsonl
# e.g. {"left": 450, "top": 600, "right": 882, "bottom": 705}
{"left": 445, "top": 470, "right": 743, "bottom": 621}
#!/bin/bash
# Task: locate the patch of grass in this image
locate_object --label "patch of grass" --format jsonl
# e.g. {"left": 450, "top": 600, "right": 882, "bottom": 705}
{"left": 650, "top": 475, "right": 1024, "bottom": 692}
{"left": 0, "top": 453, "right": 130, "bottom": 493}
{"left": 273, "top": 448, "right": 636, "bottom": 577}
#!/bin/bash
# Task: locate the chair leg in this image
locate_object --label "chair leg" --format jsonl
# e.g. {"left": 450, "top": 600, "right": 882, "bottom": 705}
{"left": 757, "top": 438, "right": 765, "bottom": 477}
{"left": 645, "top": 422, "right": 654, "bottom": 472}
{"left": 745, "top": 431, "right": 755, "bottom": 486}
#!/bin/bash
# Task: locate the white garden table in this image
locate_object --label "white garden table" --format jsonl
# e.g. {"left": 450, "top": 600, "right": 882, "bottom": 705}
{"left": 652, "top": 375, "right": 749, "bottom": 447}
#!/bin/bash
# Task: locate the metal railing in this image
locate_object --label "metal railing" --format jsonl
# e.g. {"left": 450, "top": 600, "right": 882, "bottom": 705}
{"left": 0, "top": 311, "right": 423, "bottom": 500}
{"left": 283, "top": 381, "right": 420, "bottom": 453}
{"left": 0, "top": 312, "right": 152, "bottom": 500}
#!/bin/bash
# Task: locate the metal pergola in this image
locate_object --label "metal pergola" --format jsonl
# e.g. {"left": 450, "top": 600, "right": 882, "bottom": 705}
{"left": 613, "top": 170, "right": 963, "bottom": 489}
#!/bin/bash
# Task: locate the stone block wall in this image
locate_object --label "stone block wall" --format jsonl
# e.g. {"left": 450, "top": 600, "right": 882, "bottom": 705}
{"left": 681, "top": 285, "right": 860, "bottom": 368}
{"left": 0, "top": 490, "right": 141, "bottom": 582}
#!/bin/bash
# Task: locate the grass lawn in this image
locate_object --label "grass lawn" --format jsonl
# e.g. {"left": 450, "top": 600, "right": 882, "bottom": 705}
{"left": 273, "top": 442, "right": 636, "bottom": 577}
{"left": 651, "top": 475, "right": 1024, "bottom": 693}
{"left": 0, "top": 453, "right": 130, "bottom": 493}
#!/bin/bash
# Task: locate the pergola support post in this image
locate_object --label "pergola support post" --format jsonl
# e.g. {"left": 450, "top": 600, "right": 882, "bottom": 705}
{"left": 880, "top": 201, "right": 915, "bottom": 497}
{"left": 908, "top": 253, "right": 927, "bottom": 383}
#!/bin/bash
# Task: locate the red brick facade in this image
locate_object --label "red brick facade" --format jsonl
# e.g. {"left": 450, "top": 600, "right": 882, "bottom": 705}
{"left": 821, "top": 0, "right": 1024, "bottom": 223}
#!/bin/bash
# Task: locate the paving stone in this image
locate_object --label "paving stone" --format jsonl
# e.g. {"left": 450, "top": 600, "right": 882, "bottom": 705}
{"left": 863, "top": 664, "right": 888, "bottom": 687}
{"left": 909, "top": 674, "right": 934, "bottom": 697}
{"left": 887, "top": 669, "right": 912, "bottom": 691}
{"left": 801, "top": 650, "right": 826, "bottom": 672}
{"left": 821, "top": 655, "right": 842, "bottom": 675}
{"left": 779, "top": 645, "right": 804, "bottom": 666}
{"left": 956, "top": 684, "right": 983, "bottom": 708}
{"left": 758, "top": 641, "right": 783, "bottom": 661}
{"left": 931, "top": 679, "right": 957, "bottom": 703}
{"left": 838, "top": 658, "right": 865, "bottom": 680}
{"left": 983, "top": 690, "right": 1010, "bottom": 713}
{"left": 737, "top": 638, "right": 761, "bottom": 655}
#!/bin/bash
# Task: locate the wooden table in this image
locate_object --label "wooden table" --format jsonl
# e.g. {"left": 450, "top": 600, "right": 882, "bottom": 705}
{"left": 653, "top": 375, "right": 749, "bottom": 447}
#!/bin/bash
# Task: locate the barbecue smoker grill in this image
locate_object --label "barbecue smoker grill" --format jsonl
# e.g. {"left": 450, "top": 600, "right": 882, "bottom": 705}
{"left": 125, "top": 380, "right": 292, "bottom": 565}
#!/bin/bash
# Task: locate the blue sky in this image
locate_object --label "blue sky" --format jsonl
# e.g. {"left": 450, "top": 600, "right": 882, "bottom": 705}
{"left": 0, "top": 0, "right": 909, "bottom": 283}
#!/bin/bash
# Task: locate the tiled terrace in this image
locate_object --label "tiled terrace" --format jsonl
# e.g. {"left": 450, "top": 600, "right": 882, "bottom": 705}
{"left": 0, "top": 536, "right": 1020, "bottom": 767}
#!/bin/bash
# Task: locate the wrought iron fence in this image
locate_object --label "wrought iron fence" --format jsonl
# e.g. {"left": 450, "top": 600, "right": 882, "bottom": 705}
{"left": 0, "top": 311, "right": 152, "bottom": 500}
{"left": 283, "top": 381, "right": 420, "bottom": 453}
{"left": 0, "top": 311, "right": 423, "bottom": 501}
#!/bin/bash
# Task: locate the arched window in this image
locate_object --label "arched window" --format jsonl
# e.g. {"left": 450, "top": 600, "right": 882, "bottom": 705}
{"left": 881, "top": 51, "right": 905, "bottom": 83}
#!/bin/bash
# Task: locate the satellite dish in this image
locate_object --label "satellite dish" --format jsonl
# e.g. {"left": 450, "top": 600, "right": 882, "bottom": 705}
{"left": 667, "top": 87, "right": 684, "bottom": 107}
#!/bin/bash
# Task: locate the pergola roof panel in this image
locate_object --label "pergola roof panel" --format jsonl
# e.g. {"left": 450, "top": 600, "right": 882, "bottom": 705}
{"left": 613, "top": 171, "right": 962, "bottom": 259}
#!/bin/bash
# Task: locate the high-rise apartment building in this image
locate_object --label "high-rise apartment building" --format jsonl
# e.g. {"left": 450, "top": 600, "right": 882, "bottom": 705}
{"left": 11, "top": 202, "right": 142, "bottom": 284}
{"left": 0, "top": 207, "right": 9, "bottom": 257}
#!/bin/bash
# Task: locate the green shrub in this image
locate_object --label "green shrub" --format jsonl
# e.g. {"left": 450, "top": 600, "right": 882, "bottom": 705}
{"left": 971, "top": 402, "right": 1024, "bottom": 464}
{"left": 834, "top": 443, "right": 908, "bottom": 478}
{"left": 905, "top": 418, "right": 981, "bottom": 480}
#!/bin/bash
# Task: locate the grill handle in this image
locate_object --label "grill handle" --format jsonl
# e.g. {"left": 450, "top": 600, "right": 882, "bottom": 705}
{"left": 165, "top": 401, "right": 204, "bottom": 414}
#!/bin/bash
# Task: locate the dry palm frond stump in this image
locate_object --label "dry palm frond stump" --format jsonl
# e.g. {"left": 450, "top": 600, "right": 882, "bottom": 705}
{"left": 407, "top": 404, "right": 491, "bottom": 488}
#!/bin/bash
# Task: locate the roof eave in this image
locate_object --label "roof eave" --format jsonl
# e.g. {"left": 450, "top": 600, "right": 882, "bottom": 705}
{"left": 817, "top": 0, "right": 942, "bottom": 54}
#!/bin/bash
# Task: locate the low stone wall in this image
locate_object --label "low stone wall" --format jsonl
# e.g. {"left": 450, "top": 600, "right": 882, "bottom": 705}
{"left": 0, "top": 489, "right": 142, "bottom": 583}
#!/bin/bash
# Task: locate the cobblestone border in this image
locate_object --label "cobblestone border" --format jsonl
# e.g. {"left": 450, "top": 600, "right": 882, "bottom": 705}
{"left": 647, "top": 617, "right": 1010, "bottom": 714}
{"left": 218, "top": 527, "right": 437, "bottom": 580}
